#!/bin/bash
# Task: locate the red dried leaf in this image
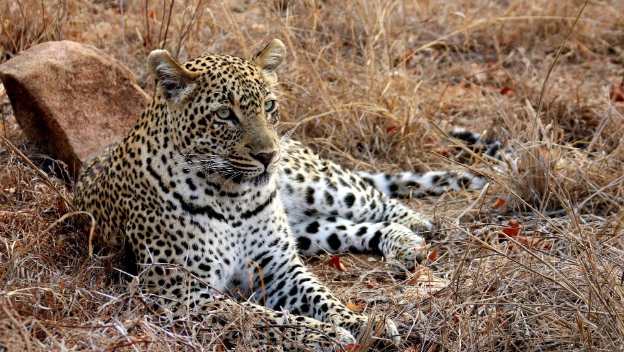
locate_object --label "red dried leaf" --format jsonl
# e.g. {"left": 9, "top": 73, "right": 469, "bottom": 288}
{"left": 328, "top": 255, "right": 347, "bottom": 272}
{"left": 427, "top": 249, "right": 439, "bottom": 262}
{"left": 610, "top": 81, "right": 624, "bottom": 102}
{"left": 345, "top": 344, "right": 363, "bottom": 351}
{"left": 435, "top": 148, "right": 451, "bottom": 157}
{"left": 492, "top": 197, "right": 507, "bottom": 209}
{"left": 386, "top": 125, "right": 399, "bottom": 135}
{"left": 346, "top": 301, "right": 364, "bottom": 312}
{"left": 517, "top": 236, "right": 530, "bottom": 246}
{"left": 502, "top": 219, "right": 520, "bottom": 237}
{"left": 500, "top": 86, "right": 514, "bottom": 96}
{"left": 406, "top": 269, "right": 422, "bottom": 284}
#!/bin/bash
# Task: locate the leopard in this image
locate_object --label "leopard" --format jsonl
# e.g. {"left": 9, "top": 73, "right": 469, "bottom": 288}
{"left": 74, "top": 39, "right": 493, "bottom": 351}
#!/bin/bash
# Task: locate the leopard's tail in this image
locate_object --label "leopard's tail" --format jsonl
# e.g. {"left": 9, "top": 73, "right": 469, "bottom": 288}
{"left": 358, "top": 128, "right": 504, "bottom": 199}
{"left": 357, "top": 170, "right": 486, "bottom": 198}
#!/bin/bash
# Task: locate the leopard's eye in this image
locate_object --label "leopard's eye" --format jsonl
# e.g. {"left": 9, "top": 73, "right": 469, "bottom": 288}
{"left": 217, "top": 107, "right": 231, "bottom": 119}
{"left": 264, "top": 100, "right": 277, "bottom": 113}
{"left": 215, "top": 107, "right": 239, "bottom": 124}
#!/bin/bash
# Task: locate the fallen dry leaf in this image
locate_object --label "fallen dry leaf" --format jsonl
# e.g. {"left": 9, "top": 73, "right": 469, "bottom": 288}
{"left": 427, "top": 248, "right": 439, "bottom": 262}
{"left": 500, "top": 86, "right": 514, "bottom": 96}
{"left": 328, "top": 255, "right": 347, "bottom": 272}
{"left": 507, "top": 235, "right": 552, "bottom": 252}
{"left": 610, "top": 79, "right": 624, "bottom": 102}
{"left": 435, "top": 147, "right": 451, "bottom": 157}
{"left": 346, "top": 301, "right": 364, "bottom": 312}
{"left": 386, "top": 125, "right": 399, "bottom": 135}
{"left": 501, "top": 219, "right": 521, "bottom": 237}
{"left": 345, "top": 343, "right": 363, "bottom": 351}
{"left": 492, "top": 197, "right": 507, "bottom": 209}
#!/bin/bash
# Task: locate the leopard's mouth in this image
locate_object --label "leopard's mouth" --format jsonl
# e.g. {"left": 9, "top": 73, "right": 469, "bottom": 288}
{"left": 182, "top": 152, "right": 277, "bottom": 186}
{"left": 223, "top": 154, "right": 279, "bottom": 185}
{"left": 228, "top": 169, "right": 273, "bottom": 185}
{"left": 219, "top": 166, "right": 274, "bottom": 186}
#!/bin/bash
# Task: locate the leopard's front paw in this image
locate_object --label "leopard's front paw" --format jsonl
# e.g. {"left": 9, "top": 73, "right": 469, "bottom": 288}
{"left": 382, "top": 223, "right": 428, "bottom": 271}
{"left": 330, "top": 326, "right": 357, "bottom": 347}
{"left": 356, "top": 315, "right": 401, "bottom": 346}
{"left": 403, "top": 213, "right": 434, "bottom": 236}
{"left": 288, "top": 320, "right": 355, "bottom": 351}
{"left": 310, "top": 326, "right": 356, "bottom": 351}
{"left": 386, "top": 201, "right": 434, "bottom": 236}
{"left": 381, "top": 318, "right": 400, "bottom": 345}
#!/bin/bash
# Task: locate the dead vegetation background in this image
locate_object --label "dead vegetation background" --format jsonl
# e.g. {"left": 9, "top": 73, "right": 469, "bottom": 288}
{"left": 1, "top": 0, "right": 624, "bottom": 351}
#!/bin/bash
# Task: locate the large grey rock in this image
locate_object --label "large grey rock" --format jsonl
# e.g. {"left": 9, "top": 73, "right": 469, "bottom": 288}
{"left": 0, "top": 40, "right": 148, "bottom": 177}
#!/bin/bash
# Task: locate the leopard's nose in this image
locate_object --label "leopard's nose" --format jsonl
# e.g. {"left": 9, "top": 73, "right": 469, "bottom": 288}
{"left": 250, "top": 151, "right": 276, "bottom": 169}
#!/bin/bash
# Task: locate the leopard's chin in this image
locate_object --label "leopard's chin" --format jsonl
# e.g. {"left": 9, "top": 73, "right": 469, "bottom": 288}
{"left": 249, "top": 171, "right": 272, "bottom": 186}
{"left": 221, "top": 169, "right": 274, "bottom": 187}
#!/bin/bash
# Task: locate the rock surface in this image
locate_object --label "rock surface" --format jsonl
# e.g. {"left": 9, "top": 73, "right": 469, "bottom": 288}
{"left": 0, "top": 40, "right": 148, "bottom": 177}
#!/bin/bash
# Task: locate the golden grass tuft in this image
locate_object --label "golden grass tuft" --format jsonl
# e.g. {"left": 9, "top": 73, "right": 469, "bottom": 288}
{"left": 1, "top": 0, "right": 624, "bottom": 350}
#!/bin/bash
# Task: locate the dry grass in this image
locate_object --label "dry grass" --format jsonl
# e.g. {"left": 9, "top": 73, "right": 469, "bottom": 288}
{"left": 1, "top": 0, "right": 624, "bottom": 351}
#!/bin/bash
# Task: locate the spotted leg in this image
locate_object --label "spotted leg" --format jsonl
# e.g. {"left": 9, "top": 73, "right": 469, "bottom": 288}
{"left": 280, "top": 140, "right": 435, "bottom": 269}
{"left": 189, "top": 294, "right": 357, "bottom": 351}
{"left": 129, "top": 232, "right": 355, "bottom": 351}
{"left": 250, "top": 248, "right": 400, "bottom": 345}
{"left": 290, "top": 216, "right": 427, "bottom": 270}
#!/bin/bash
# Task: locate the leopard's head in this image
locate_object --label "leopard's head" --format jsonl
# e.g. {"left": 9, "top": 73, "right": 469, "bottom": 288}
{"left": 147, "top": 39, "right": 286, "bottom": 185}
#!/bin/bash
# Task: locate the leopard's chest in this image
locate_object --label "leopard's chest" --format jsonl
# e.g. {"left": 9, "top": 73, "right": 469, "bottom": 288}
{"left": 153, "top": 183, "right": 291, "bottom": 290}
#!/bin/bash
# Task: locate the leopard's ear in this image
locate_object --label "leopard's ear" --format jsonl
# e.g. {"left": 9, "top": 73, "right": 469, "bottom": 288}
{"left": 253, "top": 39, "right": 286, "bottom": 80}
{"left": 148, "top": 49, "right": 198, "bottom": 104}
